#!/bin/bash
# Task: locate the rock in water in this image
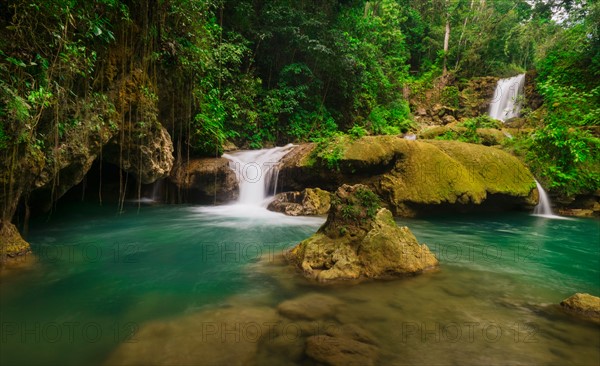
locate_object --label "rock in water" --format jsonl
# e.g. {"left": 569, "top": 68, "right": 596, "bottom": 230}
{"left": 286, "top": 184, "right": 438, "bottom": 282}
{"left": 560, "top": 293, "right": 600, "bottom": 320}
{"left": 267, "top": 188, "right": 331, "bottom": 216}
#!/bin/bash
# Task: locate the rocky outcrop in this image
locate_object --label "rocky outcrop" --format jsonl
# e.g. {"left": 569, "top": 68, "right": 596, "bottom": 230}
{"left": 0, "top": 222, "right": 31, "bottom": 261}
{"left": 278, "top": 136, "right": 537, "bottom": 217}
{"left": 458, "top": 76, "right": 499, "bottom": 118}
{"left": 267, "top": 188, "right": 330, "bottom": 216}
{"left": 418, "top": 125, "right": 508, "bottom": 146}
{"left": 409, "top": 76, "right": 499, "bottom": 125}
{"left": 557, "top": 192, "right": 600, "bottom": 218}
{"left": 104, "top": 123, "right": 174, "bottom": 184}
{"left": 169, "top": 158, "right": 238, "bottom": 204}
{"left": 560, "top": 293, "right": 600, "bottom": 320}
{"left": 286, "top": 185, "right": 439, "bottom": 282}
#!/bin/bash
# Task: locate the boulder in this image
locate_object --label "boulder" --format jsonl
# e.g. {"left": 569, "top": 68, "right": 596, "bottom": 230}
{"left": 277, "top": 293, "right": 342, "bottom": 320}
{"left": 0, "top": 222, "right": 31, "bottom": 262}
{"left": 305, "top": 334, "right": 378, "bottom": 366}
{"left": 560, "top": 293, "right": 600, "bottom": 320}
{"left": 169, "top": 158, "right": 238, "bottom": 204}
{"left": 104, "top": 124, "right": 174, "bottom": 184}
{"left": 105, "top": 306, "right": 278, "bottom": 365}
{"left": 278, "top": 136, "right": 537, "bottom": 217}
{"left": 267, "top": 188, "right": 331, "bottom": 216}
{"left": 286, "top": 185, "right": 439, "bottom": 282}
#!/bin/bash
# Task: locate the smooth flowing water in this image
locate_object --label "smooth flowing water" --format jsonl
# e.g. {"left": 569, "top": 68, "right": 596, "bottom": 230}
{"left": 222, "top": 144, "right": 295, "bottom": 207}
{"left": 533, "top": 179, "right": 559, "bottom": 218}
{"left": 489, "top": 74, "right": 526, "bottom": 121}
{"left": 1, "top": 205, "right": 598, "bottom": 365}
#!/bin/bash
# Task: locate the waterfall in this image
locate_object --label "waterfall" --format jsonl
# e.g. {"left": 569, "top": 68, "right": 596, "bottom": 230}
{"left": 223, "top": 144, "right": 295, "bottom": 207}
{"left": 488, "top": 73, "right": 526, "bottom": 121}
{"left": 533, "top": 180, "right": 557, "bottom": 217}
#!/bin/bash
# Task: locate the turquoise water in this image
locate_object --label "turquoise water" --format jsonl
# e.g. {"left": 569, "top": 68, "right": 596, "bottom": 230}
{"left": 1, "top": 203, "right": 598, "bottom": 365}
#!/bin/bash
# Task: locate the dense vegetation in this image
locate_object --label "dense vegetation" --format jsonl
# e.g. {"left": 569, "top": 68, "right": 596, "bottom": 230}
{"left": 0, "top": 0, "right": 598, "bottom": 207}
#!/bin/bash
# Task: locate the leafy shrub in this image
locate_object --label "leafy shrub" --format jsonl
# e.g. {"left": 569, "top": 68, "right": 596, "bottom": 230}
{"left": 367, "top": 101, "right": 413, "bottom": 135}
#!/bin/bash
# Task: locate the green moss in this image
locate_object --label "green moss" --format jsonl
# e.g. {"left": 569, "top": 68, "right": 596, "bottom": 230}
{"left": 0, "top": 222, "right": 30, "bottom": 260}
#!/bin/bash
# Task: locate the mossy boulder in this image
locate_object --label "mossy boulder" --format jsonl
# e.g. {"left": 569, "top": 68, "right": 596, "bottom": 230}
{"left": 286, "top": 185, "right": 438, "bottom": 282}
{"left": 560, "top": 293, "right": 600, "bottom": 321}
{"left": 278, "top": 136, "right": 537, "bottom": 217}
{"left": 0, "top": 222, "right": 31, "bottom": 262}
{"left": 268, "top": 188, "right": 331, "bottom": 216}
{"left": 418, "top": 125, "right": 508, "bottom": 146}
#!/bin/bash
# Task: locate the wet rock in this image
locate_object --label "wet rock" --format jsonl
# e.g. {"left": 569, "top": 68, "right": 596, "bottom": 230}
{"left": 105, "top": 306, "right": 278, "bottom": 366}
{"left": 0, "top": 222, "right": 31, "bottom": 262}
{"left": 442, "top": 115, "right": 456, "bottom": 124}
{"left": 286, "top": 185, "right": 439, "bottom": 282}
{"left": 560, "top": 293, "right": 600, "bottom": 320}
{"left": 324, "top": 324, "right": 378, "bottom": 346}
{"left": 267, "top": 188, "right": 331, "bottom": 216}
{"left": 305, "top": 334, "right": 378, "bottom": 366}
{"left": 169, "top": 158, "right": 238, "bottom": 204}
{"left": 104, "top": 124, "right": 174, "bottom": 184}
{"left": 277, "top": 293, "right": 342, "bottom": 320}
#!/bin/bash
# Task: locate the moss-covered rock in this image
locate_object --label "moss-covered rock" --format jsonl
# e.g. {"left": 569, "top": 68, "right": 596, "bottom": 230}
{"left": 417, "top": 125, "right": 508, "bottom": 146}
{"left": 560, "top": 293, "right": 600, "bottom": 321}
{"left": 267, "top": 188, "right": 331, "bottom": 216}
{"left": 279, "top": 136, "right": 537, "bottom": 217}
{"left": 286, "top": 185, "right": 438, "bottom": 282}
{"left": 0, "top": 222, "right": 30, "bottom": 262}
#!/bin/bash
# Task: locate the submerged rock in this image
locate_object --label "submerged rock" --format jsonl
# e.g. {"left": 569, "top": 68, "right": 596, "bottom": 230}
{"left": 560, "top": 293, "right": 600, "bottom": 320}
{"left": 305, "top": 334, "right": 378, "bottom": 366}
{"left": 105, "top": 306, "right": 278, "bottom": 366}
{"left": 267, "top": 188, "right": 331, "bottom": 216}
{"left": 286, "top": 185, "right": 439, "bottom": 282}
{"left": 277, "top": 293, "right": 342, "bottom": 320}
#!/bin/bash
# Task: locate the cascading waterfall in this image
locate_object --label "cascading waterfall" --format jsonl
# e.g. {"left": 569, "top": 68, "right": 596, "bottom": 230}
{"left": 223, "top": 144, "right": 295, "bottom": 207}
{"left": 488, "top": 73, "right": 526, "bottom": 121}
{"left": 532, "top": 180, "right": 569, "bottom": 220}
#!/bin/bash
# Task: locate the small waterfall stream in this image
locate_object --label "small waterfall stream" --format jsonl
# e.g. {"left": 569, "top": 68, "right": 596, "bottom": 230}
{"left": 489, "top": 73, "right": 526, "bottom": 121}
{"left": 533, "top": 180, "right": 554, "bottom": 216}
{"left": 223, "top": 144, "right": 295, "bottom": 207}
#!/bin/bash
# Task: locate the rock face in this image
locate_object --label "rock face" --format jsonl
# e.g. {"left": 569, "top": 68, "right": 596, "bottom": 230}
{"left": 278, "top": 136, "right": 537, "bottom": 217}
{"left": 169, "top": 158, "right": 238, "bottom": 204}
{"left": 267, "top": 188, "right": 331, "bottom": 216}
{"left": 0, "top": 222, "right": 31, "bottom": 261}
{"left": 104, "top": 124, "right": 174, "bottom": 184}
{"left": 560, "top": 293, "right": 600, "bottom": 320}
{"left": 286, "top": 185, "right": 439, "bottom": 282}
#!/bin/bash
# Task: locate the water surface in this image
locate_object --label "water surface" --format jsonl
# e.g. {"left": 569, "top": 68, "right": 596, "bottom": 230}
{"left": 1, "top": 204, "right": 598, "bottom": 365}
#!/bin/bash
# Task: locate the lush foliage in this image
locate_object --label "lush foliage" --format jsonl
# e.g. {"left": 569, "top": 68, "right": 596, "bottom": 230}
{"left": 1, "top": 0, "right": 598, "bottom": 201}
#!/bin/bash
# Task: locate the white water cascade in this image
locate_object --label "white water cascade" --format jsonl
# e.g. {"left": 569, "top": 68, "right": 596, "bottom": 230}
{"left": 488, "top": 73, "right": 526, "bottom": 121}
{"left": 532, "top": 180, "right": 570, "bottom": 220}
{"left": 222, "top": 144, "right": 296, "bottom": 207}
{"left": 533, "top": 180, "right": 553, "bottom": 216}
